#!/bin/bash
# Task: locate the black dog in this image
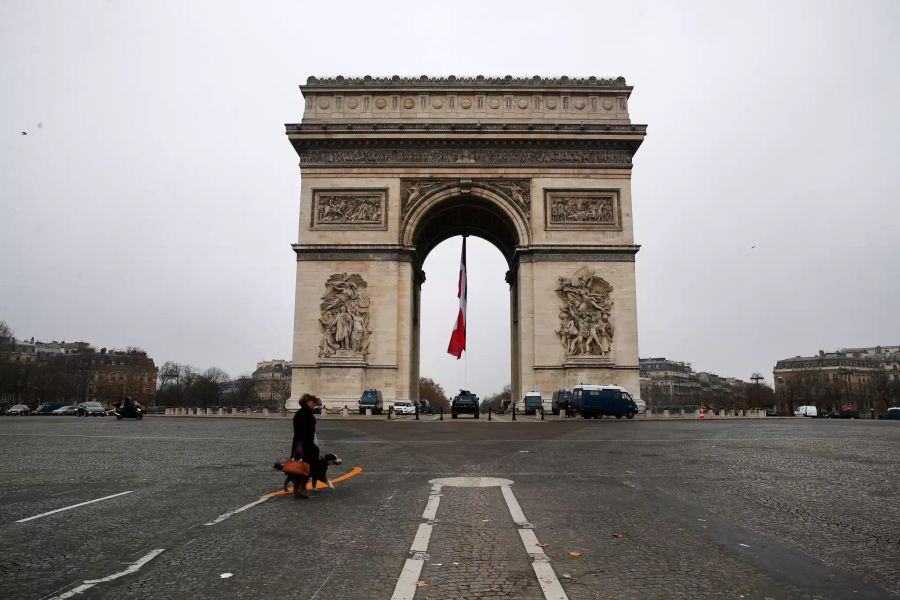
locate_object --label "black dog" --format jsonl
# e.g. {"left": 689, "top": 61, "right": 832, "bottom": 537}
{"left": 273, "top": 453, "right": 343, "bottom": 496}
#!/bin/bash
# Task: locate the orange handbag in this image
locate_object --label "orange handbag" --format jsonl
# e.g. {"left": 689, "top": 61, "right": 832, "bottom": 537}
{"left": 282, "top": 459, "right": 310, "bottom": 476}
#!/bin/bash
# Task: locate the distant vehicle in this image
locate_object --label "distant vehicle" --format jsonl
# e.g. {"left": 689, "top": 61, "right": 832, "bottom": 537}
{"left": 451, "top": 390, "right": 479, "bottom": 419}
{"left": 881, "top": 407, "right": 900, "bottom": 420}
{"left": 359, "top": 389, "right": 384, "bottom": 415}
{"left": 523, "top": 391, "right": 544, "bottom": 415}
{"left": 393, "top": 401, "right": 416, "bottom": 415}
{"left": 51, "top": 405, "right": 76, "bottom": 416}
{"left": 7, "top": 404, "right": 30, "bottom": 416}
{"left": 62, "top": 405, "right": 79, "bottom": 416}
{"left": 826, "top": 406, "right": 860, "bottom": 419}
{"left": 794, "top": 405, "right": 818, "bottom": 417}
{"left": 77, "top": 402, "right": 107, "bottom": 417}
{"left": 551, "top": 390, "right": 572, "bottom": 415}
{"left": 572, "top": 384, "right": 638, "bottom": 419}
{"left": 33, "top": 402, "right": 68, "bottom": 415}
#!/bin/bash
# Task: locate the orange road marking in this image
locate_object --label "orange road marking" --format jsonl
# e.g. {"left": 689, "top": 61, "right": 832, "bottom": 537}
{"left": 264, "top": 466, "right": 363, "bottom": 497}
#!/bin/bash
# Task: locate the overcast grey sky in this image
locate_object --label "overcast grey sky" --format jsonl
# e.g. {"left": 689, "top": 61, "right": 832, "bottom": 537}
{"left": 2, "top": 0, "right": 898, "bottom": 396}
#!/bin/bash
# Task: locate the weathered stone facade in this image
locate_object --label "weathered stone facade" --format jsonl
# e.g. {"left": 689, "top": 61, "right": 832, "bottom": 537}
{"left": 285, "top": 76, "right": 646, "bottom": 409}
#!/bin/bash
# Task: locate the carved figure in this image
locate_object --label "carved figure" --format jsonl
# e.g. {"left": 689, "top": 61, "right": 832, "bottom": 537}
{"left": 317, "top": 195, "right": 382, "bottom": 224}
{"left": 555, "top": 268, "right": 614, "bottom": 357}
{"left": 318, "top": 273, "right": 372, "bottom": 358}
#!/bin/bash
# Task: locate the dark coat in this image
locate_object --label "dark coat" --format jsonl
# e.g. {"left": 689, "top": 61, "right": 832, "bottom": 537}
{"left": 291, "top": 404, "right": 317, "bottom": 457}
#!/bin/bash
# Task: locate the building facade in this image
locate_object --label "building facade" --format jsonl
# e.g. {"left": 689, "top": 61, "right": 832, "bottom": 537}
{"left": 773, "top": 345, "right": 900, "bottom": 414}
{"left": 251, "top": 359, "right": 291, "bottom": 409}
{"left": 639, "top": 357, "right": 749, "bottom": 410}
{"left": 0, "top": 339, "right": 158, "bottom": 410}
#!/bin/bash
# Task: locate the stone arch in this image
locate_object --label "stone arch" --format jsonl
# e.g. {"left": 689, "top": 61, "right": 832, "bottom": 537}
{"left": 401, "top": 182, "right": 531, "bottom": 263}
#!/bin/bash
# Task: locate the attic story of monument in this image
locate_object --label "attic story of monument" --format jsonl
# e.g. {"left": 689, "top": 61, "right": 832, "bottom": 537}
{"left": 285, "top": 76, "right": 646, "bottom": 410}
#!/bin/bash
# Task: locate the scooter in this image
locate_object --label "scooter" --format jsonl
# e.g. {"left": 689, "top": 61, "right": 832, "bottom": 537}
{"left": 115, "top": 404, "right": 143, "bottom": 420}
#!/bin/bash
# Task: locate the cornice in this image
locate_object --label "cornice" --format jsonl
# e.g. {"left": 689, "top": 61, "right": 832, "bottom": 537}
{"left": 286, "top": 122, "right": 647, "bottom": 136}
{"left": 303, "top": 75, "right": 630, "bottom": 90}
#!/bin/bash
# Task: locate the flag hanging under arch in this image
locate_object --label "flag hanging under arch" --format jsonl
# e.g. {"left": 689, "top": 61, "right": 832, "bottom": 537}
{"left": 447, "top": 237, "right": 467, "bottom": 359}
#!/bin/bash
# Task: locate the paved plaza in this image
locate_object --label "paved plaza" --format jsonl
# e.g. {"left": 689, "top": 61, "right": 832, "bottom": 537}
{"left": 1, "top": 416, "right": 898, "bottom": 600}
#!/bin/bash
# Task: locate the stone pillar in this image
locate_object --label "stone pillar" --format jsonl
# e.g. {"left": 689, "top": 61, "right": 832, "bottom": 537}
{"left": 663, "top": 409, "right": 670, "bottom": 418}
{"left": 366, "top": 408, "right": 372, "bottom": 417}
{"left": 342, "top": 406, "right": 349, "bottom": 418}
{"left": 263, "top": 408, "right": 270, "bottom": 417}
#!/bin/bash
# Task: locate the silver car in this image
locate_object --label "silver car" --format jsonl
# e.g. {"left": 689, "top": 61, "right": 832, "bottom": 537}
{"left": 6, "top": 404, "right": 30, "bottom": 416}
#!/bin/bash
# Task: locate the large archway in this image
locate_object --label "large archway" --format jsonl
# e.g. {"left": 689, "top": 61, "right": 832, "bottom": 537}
{"left": 285, "top": 75, "right": 646, "bottom": 410}
{"left": 409, "top": 192, "right": 523, "bottom": 403}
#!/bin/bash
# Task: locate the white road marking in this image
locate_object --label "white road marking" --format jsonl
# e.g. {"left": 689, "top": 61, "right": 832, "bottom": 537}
{"left": 16, "top": 491, "right": 133, "bottom": 523}
{"left": 410, "top": 523, "right": 433, "bottom": 553}
{"left": 390, "top": 482, "right": 443, "bottom": 600}
{"left": 500, "top": 483, "right": 569, "bottom": 600}
{"left": 205, "top": 496, "right": 270, "bottom": 526}
{"left": 392, "top": 477, "right": 569, "bottom": 600}
{"left": 46, "top": 548, "right": 164, "bottom": 599}
{"left": 739, "top": 543, "right": 751, "bottom": 548}
{"left": 220, "top": 572, "right": 233, "bottom": 579}
{"left": 391, "top": 558, "right": 425, "bottom": 600}
{"left": 500, "top": 484, "right": 532, "bottom": 528}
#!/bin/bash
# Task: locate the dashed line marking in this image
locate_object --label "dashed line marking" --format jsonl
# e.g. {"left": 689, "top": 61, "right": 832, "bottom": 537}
{"left": 205, "top": 496, "right": 270, "bottom": 526}
{"left": 46, "top": 548, "right": 164, "bottom": 599}
{"left": 16, "top": 491, "right": 133, "bottom": 523}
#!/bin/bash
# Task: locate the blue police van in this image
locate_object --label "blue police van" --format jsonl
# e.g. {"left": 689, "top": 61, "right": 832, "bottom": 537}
{"left": 572, "top": 384, "right": 638, "bottom": 419}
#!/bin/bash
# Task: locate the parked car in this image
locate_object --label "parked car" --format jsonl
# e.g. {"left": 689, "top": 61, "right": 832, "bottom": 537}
{"left": 794, "top": 405, "right": 818, "bottom": 417}
{"left": 33, "top": 402, "right": 69, "bottom": 415}
{"left": 881, "top": 407, "right": 900, "bottom": 420}
{"left": 393, "top": 401, "right": 416, "bottom": 415}
{"left": 826, "top": 406, "right": 860, "bottom": 419}
{"left": 76, "top": 402, "right": 107, "bottom": 416}
{"left": 7, "top": 404, "right": 30, "bottom": 415}
{"left": 51, "top": 405, "right": 75, "bottom": 415}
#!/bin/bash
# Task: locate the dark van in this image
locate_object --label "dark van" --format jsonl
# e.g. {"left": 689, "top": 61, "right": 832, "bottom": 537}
{"left": 573, "top": 385, "right": 638, "bottom": 419}
{"left": 359, "top": 389, "right": 384, "bottom": 415}
{"left": 551, "top": 390, "right": 572, "bottom": 415}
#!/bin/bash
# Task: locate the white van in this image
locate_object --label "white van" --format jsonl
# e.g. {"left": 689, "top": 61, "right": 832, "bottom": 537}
{"left": 794, "top": 405, "right": 818, "bottom": 417}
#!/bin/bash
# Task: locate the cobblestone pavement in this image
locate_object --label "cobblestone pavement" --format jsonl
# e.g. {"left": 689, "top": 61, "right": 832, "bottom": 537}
{"left": 0, "top": 416, "right": 897, "bottom": 599}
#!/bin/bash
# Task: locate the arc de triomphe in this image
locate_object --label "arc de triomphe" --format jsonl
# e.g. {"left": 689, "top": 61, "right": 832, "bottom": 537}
{"left": 285, "top": 76, "right": 646, "bottom": 411}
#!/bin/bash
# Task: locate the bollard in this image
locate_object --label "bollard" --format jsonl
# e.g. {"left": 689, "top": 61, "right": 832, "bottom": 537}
{"left": 415, "top": 404, "right": 419, "bottom": 421}
{"left": 540, "top": 406, "right": 544, "bottom": 421}
{"left": 342, "top": 406, "right": 349, "bottom": 418}
{"left": 440, "top": 407, "right": 444, "bottom": 420}
{"left": 488, "top": 408, "right": 492, "bottom": 421}
{"left": 366, "top": 408, "right": 372, "bottom": 417}
{"left": 512, "top": 405, "right": 517, "bottom": 421}
{"left": 387, "top": 406, "right": 392, "bottom": 420}
{"left": 263, "top": 408, "right": 269, "bottom": 417}
{"left": 217, "top": 407, "right": 224, "bottom": 416}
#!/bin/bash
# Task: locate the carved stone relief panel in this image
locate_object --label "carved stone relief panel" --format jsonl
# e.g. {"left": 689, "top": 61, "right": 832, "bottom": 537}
{"left": 318, "top": 273, "right": 372, "bottom": 359}
{"left": 544, "top": 189, "right": 622, "bottom": 231}
{"left": 311, "top": 189, "right": 387, "bottom": 230}
{"left": 400, "top": 178, "right": 531, "bottom": 220}
{"left": 555, "top": 267, "right": 614, "bottom": 358}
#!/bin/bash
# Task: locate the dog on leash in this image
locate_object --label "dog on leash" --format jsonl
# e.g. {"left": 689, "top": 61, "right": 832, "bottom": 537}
{"left": 273, "top": 453, "right": 343, "bottom": 496}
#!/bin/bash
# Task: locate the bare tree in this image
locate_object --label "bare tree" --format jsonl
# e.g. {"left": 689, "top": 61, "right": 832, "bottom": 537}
{"left": 419, "top": 377, "right": 450, "bottom": 411}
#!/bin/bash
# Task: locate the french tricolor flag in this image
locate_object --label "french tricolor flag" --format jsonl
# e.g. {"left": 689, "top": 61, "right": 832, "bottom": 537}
{"left": 447, "top": 236, "right": 467, "bottom": 359}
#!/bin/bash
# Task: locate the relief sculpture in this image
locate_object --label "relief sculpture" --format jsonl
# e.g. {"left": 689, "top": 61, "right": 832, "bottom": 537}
{"left": 400, "top": 178, "right": 531, "bottom": 219}
{"left": 319, "top": 273, "right": 372, "bottom": 358}
{"left": 550, "top": 196, "right": 614, "bottom": 224}
{"left": 555, "top": 268, "right": 614, "bottom": 357}
{"left": 315, "top": 193, "right": 383, "bottom": 225}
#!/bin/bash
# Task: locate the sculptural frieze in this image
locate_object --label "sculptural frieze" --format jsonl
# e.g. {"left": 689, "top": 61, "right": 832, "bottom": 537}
{"left": 312, "top": 189, "right": 387, "bottom": 229}
{"left": 400, "top": 178, "right": 532, "bottom": 219}
{"left": 545, "top": 190, "right": 621, "bottom": 230}
{"left": 300, "top": 147, "right": 632, "bottom": 168}
{"left": 555, "top": 268, "right": 614, "bottom": 357}
{"left": 318, "top": 273, "right": 372, "bottom": 359}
